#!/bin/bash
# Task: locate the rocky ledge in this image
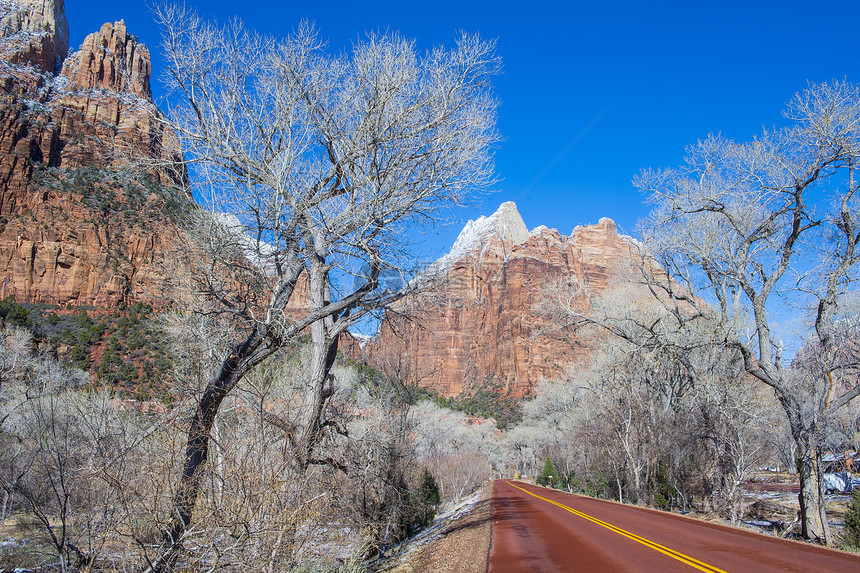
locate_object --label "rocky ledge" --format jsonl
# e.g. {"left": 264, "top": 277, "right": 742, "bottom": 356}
{"left": 0, "top": 0, "right": 189, "bottom": 307}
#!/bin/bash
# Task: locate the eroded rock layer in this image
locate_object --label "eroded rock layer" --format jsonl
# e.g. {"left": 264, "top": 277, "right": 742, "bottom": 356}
{"left": 0, "top": 0, "right": 69, "bottom": 73}
{"left": 365, "top": 203, "right": 643, "bottom": 397}
{"left": 0, "top": 1, "right": 189, "bottom": 307}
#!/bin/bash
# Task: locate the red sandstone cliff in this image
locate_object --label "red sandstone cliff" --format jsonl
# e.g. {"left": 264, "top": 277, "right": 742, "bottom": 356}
{"left": 0, "top": 0, "right": 68, "bottom": 73}
{"left": 0, "top": 2, "right": 649, "bottom": 399}
{"left": 364, "top": 202, "right": 646, "bottom": 397}
{"left": 0, "top": 0, "right": 189, "bottom": 307}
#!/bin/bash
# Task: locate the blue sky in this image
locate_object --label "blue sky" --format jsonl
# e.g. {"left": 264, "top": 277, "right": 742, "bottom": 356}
{"left": 66, "top": 0, "right": 860, "bottom": 257}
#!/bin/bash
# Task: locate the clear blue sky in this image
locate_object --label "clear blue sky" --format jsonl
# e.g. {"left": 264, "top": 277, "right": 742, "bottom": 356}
{"left": 66, "top": 0, "right": 860, "bottom": 256}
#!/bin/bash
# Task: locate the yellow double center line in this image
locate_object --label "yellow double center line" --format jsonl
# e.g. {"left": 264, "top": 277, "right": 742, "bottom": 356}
{"left": 505, "top": 481, "right": 728, "bottom": 573}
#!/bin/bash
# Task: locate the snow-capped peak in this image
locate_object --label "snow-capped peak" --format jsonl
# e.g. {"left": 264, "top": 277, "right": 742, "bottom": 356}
{"left": 529, "top": 225, "right": 552, "bottom": 236}
{"left": 424, "top": 201, "right": 529, "bottom": 276}
{"left": 349, "top": 332, "right": 373, "bottom": 349}
{"left": 450, "top": 201, "right": 528, "bottom": 254}
{"left": 410, "top": 202, "right": 529, "bottom": 285}
{"left": 208, "top": 212, "right": 276, "bottom": 268}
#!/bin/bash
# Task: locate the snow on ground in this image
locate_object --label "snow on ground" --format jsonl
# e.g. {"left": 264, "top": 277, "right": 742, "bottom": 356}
{"left": 377, "top": 488, "right": 486, "bottom": 562}
{"left": 349, "top": 332, "right": 373, "bottom": 349}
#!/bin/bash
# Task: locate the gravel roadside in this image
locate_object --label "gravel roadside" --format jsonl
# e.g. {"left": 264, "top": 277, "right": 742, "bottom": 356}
{"left": 374, "top": 482, "right": 493, "bottom": 573}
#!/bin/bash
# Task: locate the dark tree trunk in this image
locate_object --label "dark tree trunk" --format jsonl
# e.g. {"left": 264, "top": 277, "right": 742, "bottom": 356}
{"left": 154, "top": 326, "right": 274, "bottom": 570}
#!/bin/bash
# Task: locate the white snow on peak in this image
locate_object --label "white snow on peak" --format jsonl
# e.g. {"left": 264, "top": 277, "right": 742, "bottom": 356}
{"left": 349, "top": 332, "right": 372, "bottom": 349}
{"left": 442, "top": 201, "right": 527, "bottom": 257}
{"left": 456, "top": 201, "right": 528, "bottom": 247}
{"left": 209, "top": 212, "right": 276, "bottom": 268}
{"left": 619, "top": 232, "right": 646, "bottom": 252}
{"left": 528, "top": 224, "right": 565, "bottom": 238}
{"left": 417, "top": 201, "right": 529, "bottom": 282}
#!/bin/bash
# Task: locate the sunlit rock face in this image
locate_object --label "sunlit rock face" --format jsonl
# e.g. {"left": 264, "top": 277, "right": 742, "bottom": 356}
{"left": 363, "top": 202, "right": 645, "bottom": 397}
{"left": 0, "top": 1, "right": 188, "bottom": 307}
{"left": 0, "top": 0, "right": 69, "bottom": 73}
{"left": 61, "top": 19, "right": 151, "bottom": 98}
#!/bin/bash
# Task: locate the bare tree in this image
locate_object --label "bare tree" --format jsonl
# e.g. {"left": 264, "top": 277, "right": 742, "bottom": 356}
{"left": 0, "top": 324, "right": 170, "bottom": 572}
{"left": 410, "top": 400, "right": 500, "bottom": 502}
{"left": 151, "top": 4, "right": 499, "bottom": 566}
{"left": 691, "top": 364, "right": 773, "bottom": 524}
{"left": 581, "top": 340, "right": 697, "bottom": 508}
{"left": 629, "top": 80, "right": 860, "bottom": 543}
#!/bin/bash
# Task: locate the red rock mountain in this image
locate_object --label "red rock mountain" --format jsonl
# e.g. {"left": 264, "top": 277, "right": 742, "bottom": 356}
{"left": 0, "top": 0, "right": 69, "bottom": 73}
{"left": 364, "top": 202, "right": 645, "bottom": 397}
{"left": 0, "top": 0, "right": 188, "bottom": 307}
{"left": 0, "top": 2, "right": 649, "bottom": 402}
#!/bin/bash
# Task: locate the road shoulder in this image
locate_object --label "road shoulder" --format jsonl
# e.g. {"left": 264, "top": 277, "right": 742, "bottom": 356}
{"left": 375, "top": 483, "right": 493, "bottom": 573}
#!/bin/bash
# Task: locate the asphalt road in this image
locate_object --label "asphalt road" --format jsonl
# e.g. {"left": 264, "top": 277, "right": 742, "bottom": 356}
{"left": 488, "top": 480, "right": 860, "bottom": 572}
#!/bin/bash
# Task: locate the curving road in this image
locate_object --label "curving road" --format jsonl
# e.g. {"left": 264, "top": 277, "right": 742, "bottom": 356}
{"left": 488, "top": 480, "right": 860, "bottom": 572}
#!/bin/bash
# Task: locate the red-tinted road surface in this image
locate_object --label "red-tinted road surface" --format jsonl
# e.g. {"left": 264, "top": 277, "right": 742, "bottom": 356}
{"left": 489, "top": 480, "right": 860, "bottom": 572}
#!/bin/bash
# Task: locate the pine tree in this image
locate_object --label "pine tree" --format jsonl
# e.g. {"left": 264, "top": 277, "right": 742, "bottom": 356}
{"left": 539, "top": 458, "right": 559, "bottom": 488}
{"left": 845, "top": 489, "right": 860, "bottom": 549}
{"left": 412, "top": 468, "right": 441, "bottom": 531}
{"left": 418, "top": 468, "right": 441, "bottom": 508}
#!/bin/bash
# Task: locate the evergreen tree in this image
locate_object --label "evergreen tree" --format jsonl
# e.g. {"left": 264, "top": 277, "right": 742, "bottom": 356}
{"left": 411, "top": 468, "right": 442, "bottom": 533}
{"left": 845, "top": 489, "right": 860, "bottom": 549}
{"left": 539, "top": 458, "right": 559, "bottom": 488}
{"left": 418, "top": 468, "right": 441, "bottom": 508}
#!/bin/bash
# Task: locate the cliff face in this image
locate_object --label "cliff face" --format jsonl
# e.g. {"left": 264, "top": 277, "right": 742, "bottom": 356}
{"left": 365, "top": 202, "right": 645, "bottom": 397}
{"left": 0, "top": 0, "right": 69, "bottom": 73}
{"left": 0, "top": 0, "right": 189, "bottom": 307}
{"left": 61, "top": 19, "right": 150, "bottom": 98}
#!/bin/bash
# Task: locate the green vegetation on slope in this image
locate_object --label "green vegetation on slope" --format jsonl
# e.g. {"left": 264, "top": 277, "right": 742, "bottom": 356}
{"left": 0, "top": 298, "right": 172, "bottom": 400}
{"left": 433, "top": 378, "right": 524, "bottom": 430}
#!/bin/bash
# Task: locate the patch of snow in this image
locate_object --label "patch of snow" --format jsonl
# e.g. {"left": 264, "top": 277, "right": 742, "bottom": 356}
{"left": 618, "top": 232, "right": 646, "bottom": 252}
{"left": 447, "top": 201, "right": 528, "bottom": 260}
{"left": 382, "top": 489, "right": 485, "bottom": 558}
{"left": 208, "top": 212, "right": 277, "bottom": 269}
{"left": 349, "top": 332, "right": 372, "bottom": 349}
{"left": 416, "top": 201, "right": 528, "bottom": 284}
{"left": 745, "top": 519, "right": 777, "bottom": 528}
{"left": 529, "top": 224, "right": 550, "bottom": 236}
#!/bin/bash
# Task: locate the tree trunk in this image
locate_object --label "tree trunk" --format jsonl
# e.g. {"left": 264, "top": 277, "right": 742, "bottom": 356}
{"left": 728, "top": 479, "right": 740, "bottom": 525}
{"left": 148, "top": 326, "right": 280, "bottom": 573}
{"left": 295, "top": 263, "right": 341, "bottom": 470}
{"left": 212, "top": 413, "right": 223, "bottom": 507}
{"left": 169, "top": 336, "right": 256, "bottom": 536}
{"left": 795, "top": 437, "right": 831, "bottom": 544}
{"left": 632, "top": 465, "right": 642, "bottom": 504}
{"left": 776, "top": 388, "right": 832, "bottom": 545}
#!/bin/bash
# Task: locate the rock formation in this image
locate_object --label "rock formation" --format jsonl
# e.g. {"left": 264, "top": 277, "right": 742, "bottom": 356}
{"left": 61, "top": 19, "right": 150, "bottom": 98}
{"left": 0, "top": 0, "right": 189, "bottom": 307}
{"left": 0, "top": 0, "right": 69, "bottom": 72}
{"left": 0, "top": 0, "right": 652, "bottom": 403}
{"left": 364, "top": 202, "right": 646, "bottom": 397}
